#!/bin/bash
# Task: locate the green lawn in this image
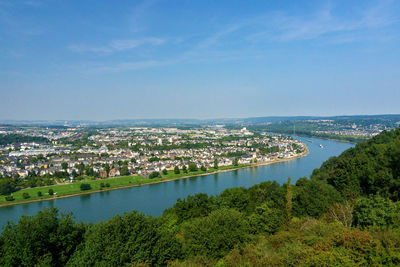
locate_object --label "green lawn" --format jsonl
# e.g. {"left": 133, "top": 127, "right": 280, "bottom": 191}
{"left": 1, "top": 164, "right": 250, "bottom": 206}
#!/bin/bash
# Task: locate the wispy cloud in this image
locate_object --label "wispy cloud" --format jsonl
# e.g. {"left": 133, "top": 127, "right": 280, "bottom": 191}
{"left": 69, "top": 37, "right": 165, "bottom": 53}
{"left": 247, "top": 1, "right": 398, "bottom": 43}
{"left": 73, "top": 1, "right": 399, "bottom": 74}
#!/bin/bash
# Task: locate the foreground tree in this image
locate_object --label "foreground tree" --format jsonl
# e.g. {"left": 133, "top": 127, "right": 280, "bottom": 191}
{"left": 0, "top": 208, "right": 85, "bottom": 266}
{"left": 182, "top": 209, "right": 251, "bottom": 258}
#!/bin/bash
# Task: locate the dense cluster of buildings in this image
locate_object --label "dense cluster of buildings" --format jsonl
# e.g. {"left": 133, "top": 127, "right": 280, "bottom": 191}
{"left": 0, "top": 126, "right": 306, "bottom": 181}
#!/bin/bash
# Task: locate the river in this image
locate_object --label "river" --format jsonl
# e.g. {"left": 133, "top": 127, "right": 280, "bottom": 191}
{"left": 0, "top": 136, "right": 353, "bottom": 228}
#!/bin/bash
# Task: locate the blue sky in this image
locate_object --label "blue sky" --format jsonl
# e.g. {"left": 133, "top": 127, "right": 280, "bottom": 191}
{"left": 1, "top": 0, "right": 399, "bottom": 120}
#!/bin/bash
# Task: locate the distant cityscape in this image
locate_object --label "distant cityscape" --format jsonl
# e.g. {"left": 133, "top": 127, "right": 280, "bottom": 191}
{"left": 0, "top": 125, "right": 305, "bottom": 187}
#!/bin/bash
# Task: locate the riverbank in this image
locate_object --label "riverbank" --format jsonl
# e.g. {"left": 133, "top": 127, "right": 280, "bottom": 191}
{"left": 0, "top": 145, "right": 309, "bottom": 207}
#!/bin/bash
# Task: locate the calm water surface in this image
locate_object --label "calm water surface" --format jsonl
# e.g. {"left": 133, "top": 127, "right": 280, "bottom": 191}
{"left": 0, "top": 136, "right": 353, "bottom": 228}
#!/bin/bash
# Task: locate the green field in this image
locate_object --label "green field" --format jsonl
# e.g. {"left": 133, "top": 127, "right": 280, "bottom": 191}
{"left": 1, "top": 164, "right": 249, "bottom": 206}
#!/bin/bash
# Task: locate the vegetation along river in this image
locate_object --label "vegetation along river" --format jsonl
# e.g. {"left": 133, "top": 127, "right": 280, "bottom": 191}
{"left": 0, "top": 136, "right": 353, "bottom": 228}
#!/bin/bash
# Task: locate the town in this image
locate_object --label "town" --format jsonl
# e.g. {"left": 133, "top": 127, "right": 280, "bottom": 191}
{"left": 0, "top": 126, "right": 306, "bottom": 189}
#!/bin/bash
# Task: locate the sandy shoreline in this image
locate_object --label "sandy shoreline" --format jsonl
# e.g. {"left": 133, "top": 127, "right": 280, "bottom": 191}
{"left": 0, "top": 144, "right": 309, "bottom": 208}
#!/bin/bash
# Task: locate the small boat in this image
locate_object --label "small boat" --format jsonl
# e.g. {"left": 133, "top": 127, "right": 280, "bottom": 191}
{"left": 320, "top": 144, "right": 324, "bottom": 148}
{"left": 307, "top": 140, "right": 313, "bottom": 143}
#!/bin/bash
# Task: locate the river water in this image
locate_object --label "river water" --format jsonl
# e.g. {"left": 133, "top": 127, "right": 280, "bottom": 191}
{"left": 0, "top": 136, "right": 353, "bottom": 228}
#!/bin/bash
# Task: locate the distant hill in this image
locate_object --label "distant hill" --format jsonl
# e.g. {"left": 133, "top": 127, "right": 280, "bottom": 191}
{"left": 1, "top": 114, "right": 400, "bottom": 127}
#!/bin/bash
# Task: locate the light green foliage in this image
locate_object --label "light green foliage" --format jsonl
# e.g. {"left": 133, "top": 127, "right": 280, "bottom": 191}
{"left": 249, "top": 202, "right": 286, "bottom": 234}
{"left": 66, "top": 211, "right": 180, "bottom": 266}
{"left": 0, "top": 208, "right": 85, "bottom": 266}
{"left": 182, "top": 209, "right": 251, "bottom": 258}
{"left": 353, "top": 195, "right": 400, "bottom": 228}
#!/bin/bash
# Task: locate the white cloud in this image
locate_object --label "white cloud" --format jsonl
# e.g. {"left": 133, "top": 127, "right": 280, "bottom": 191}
{"left": 69, "top": 37, "right": 165, "bottom": 53}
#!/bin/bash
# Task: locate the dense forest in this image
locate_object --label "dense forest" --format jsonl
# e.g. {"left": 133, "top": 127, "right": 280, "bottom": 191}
{"left": 0, "top": 134, "right": 49, "bottom": 145}
{"left": 1, "top": 128, "right": 400, "bottom": 266}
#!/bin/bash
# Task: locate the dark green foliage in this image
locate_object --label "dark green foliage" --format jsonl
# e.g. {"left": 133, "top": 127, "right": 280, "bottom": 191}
{"left": 105, "top": 183, "right": 110, "bottom": 187}
{"left": 48, "top": 188, "right": 54, "bottom": 195}
{"left": 80, "top": 183, "right": 91, "bottom": 191}
{"left": 0, "top": 208, "right": 85, "bottom": 266}
{"left": 149, "top": 171, "right": 160, "bottom": 179}
{"left": 37, "top": 191, "right": 42, "bottom": 197}
{"left": 216, "top": 187, "right": 250, "bottom": 213}
{"left": 0, "top": 134, "right": 48, "bottom": 145}
{"left": 0, "top": 178, "right": 15, "bottom": 195}
{"left": 162, "top": 169, "right": 168, "bottom": 175}
{"left": 119, "top": 164, "right": 130, "bottom": 176}
{"left": 214, "top": 158, "right": 218, "bottom": 169}
{"left": 188, "top": 162, "right": 198, "bottom": 172}
{"left": 312, "top": 128, "right": 400, "bottom": 200}
{"left": 22, "top": 192, "right": 30, "bottom": 199}
{"left": 61, "top": 162, "right": 68, "bottom": 170}
{"left": 182, "top": 209, "right": 251, "bottom": 258}
{"left": 200, "top": 165, "right": 207, "bottom": 171}
{"left": 293, "top": 179, "right": 343, "bottom": 218}
{"left": 5, "top": 195, "right": 14, "bottom": 201}
{"left": 173, "top": 193, "right": 213, "bottom": 223}
{"left": 174, "top": 166, "right": 180, "bottom": 174}
{"left": 182, "top": 165, "right": 188, "bottom": 173}
{"left": 353, "top": 196, "right": 400, "bottom": 228}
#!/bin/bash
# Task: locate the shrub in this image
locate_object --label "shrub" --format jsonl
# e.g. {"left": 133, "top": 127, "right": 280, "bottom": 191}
{"left": 80, "top": 183, "right": 92, "bottom": 191}
{"left": 105, "top": 183, "right": 110, "bottom": 187}
{"left": 37, "top": 191, "right": 42, "bottom": 197}
{"left": 149, "top": 171, "right": 160, "bottom": 179}
{"left": 162, "top": 169, "right": 168, "bottom": 175}
{"left": 5, "top": 195, "right": 14, "bottom": 201}
{"left": 48, "top": 189, "right": 54, "bottom": 196}
{"left": 174, "top": 166, "right": 180, "bottom": 174}
{"left": 22, "top": 192, "right": 30, "bottom": 199}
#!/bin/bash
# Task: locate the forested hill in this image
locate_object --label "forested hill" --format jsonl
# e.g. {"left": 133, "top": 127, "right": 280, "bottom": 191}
{"left": 312, "top": 127, "right": 400, "bottom": 200}
{"left": 1, "top": 129, "right": 400, "bottom": 266}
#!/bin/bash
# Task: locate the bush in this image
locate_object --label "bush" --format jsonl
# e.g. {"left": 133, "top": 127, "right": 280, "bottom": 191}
{"left": 149, "top": 171, "right": 160, "bottom": 179}
{"left": 48, "top": 189, "right": 54, "bottom": 196}
{"left": 5, "top": 195, "right": 14, "bottom": 201}
{"left": 162, "top": 169, "right": 168, "bottom": 175}
{"left": 22, "top": 192, "right": 30, "bottom": 199}
{"left": 37, "top": 191, "right": 42, "bottom": 197}
{"left": 200, "top": 166, "right": 207, "bottom": 171}
{"left": 100, "top": 183, "right": 105, "bottom": 188}
{"left": 105, "top": 183, "right": 110, "bottom": 187}
{"left": 80, "top": 183, "right": 91, "bottom": 191}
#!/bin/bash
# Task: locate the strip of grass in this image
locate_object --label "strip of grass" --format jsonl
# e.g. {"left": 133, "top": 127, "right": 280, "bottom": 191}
{"left": 0, "top": 175, "right": 157, "bottom": 205}
{"left": 0, "top": 164, "right": 250, "bottom": 206}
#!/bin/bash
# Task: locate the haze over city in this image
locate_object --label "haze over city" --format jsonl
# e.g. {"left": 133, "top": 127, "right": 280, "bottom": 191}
{"left": 1, "top": 0, "right": 400, "bottom": 120}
